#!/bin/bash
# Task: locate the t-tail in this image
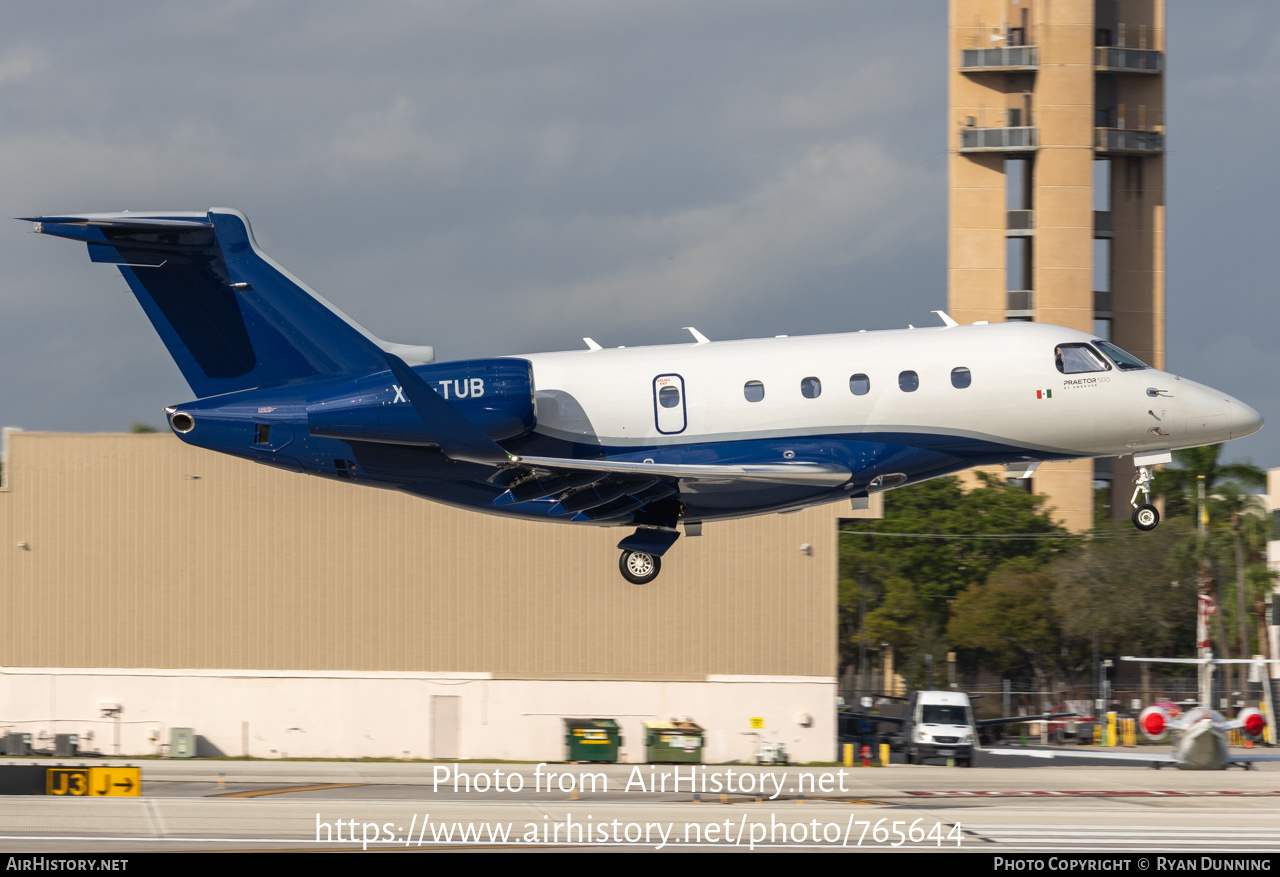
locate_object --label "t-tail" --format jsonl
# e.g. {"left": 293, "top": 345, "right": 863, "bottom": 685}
{"left": 23, "top": 209, "right": 435, "bottom": 399}
{"left": 1125, "top": 654, "right": 1280, "bottom": 743}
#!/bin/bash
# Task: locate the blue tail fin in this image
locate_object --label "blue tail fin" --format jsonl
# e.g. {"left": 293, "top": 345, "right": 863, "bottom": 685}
{"left": 25, "top": 209, "right": 429, "bottom": 398}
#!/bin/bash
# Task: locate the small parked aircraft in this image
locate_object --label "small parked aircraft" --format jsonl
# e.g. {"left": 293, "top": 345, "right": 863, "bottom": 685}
{"left": 24, "top": 209, "right": 1264, "bottom": 583}
{"left": 985, "top": 656, "right": 1280, "bottom": 770}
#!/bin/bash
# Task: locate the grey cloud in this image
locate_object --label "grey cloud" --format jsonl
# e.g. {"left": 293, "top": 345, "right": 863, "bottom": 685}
{"left": 0, "top": 2, "right": 1274, "bottom": 473}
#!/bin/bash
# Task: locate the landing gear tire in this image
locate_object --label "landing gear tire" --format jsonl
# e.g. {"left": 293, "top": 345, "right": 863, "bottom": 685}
{"left": 1132, "top": 504, "right": 1160, "bottom": 531}
{"left": 619, "top": 550, "right": 661, "bottom": 585}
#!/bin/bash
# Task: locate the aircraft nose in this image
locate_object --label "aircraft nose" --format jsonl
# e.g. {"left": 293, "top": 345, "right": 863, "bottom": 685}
{"left": 1228, "top": 397, "right": 1264, "bottom": 440}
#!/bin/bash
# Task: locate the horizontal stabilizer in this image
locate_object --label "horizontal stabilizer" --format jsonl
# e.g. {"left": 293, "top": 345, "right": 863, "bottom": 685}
{"left": 25, "top": 210, "right": 433, "bottom": 398}
{"left": 1123, "top": 656, "right": 1280, "bottom": 665}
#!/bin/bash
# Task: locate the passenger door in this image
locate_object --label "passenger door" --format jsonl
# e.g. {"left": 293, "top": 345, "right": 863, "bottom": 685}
{"left": 652, "top": 374, "right": 687, "bottom": 435}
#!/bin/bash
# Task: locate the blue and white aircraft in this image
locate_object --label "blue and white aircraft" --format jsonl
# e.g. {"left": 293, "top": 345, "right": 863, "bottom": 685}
{"left": 24, "top": 209, "right": 1263, "bottom": 583}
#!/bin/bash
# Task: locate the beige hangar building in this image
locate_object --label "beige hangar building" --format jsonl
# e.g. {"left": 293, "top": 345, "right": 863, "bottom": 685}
{"left": 0, "top": 430, "right": 877, "bottom": 763}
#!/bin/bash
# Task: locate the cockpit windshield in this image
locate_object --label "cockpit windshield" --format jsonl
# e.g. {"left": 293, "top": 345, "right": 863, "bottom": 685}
{"left": 1094, "top": 340, "right": 1150, "bottom": 371}
{"left": 1054, "top": 343, "right": 1110, "bottom": 374}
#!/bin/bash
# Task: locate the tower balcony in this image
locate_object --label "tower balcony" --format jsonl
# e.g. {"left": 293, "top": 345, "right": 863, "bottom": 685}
{"left": 960, "top": 45, "right": 1039, "bottom": 72}
{"left": 1096, "top": 47, "right": 1163, "bottom": 74}
{"left": 1095, "top": 127, "right": 1164, "bottom": 154}
{"left": 960, "top": 126, "right": 1038, "bottom": 153}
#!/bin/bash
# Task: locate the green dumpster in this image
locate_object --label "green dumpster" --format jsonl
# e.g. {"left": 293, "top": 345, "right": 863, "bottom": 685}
{"left": 564, "top": 718, "right": 623, "bottom": 763}
{"left": 644, "top": 720, "right": 705, "bottom": 763}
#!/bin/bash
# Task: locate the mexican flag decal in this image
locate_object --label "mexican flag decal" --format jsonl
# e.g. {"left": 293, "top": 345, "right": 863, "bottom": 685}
{"left": 1036, "top": 389, "right": 1052, "bottom": 399}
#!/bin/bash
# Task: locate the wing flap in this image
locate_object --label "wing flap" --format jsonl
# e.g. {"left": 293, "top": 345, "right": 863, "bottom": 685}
{"left": 512, "top": 454, "right": 851, "bottom": 487}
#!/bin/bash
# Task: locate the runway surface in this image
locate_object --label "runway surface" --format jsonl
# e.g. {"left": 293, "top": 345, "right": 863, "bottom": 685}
{"left": 2, "top": 750, "right": 1279, "bottom": 852}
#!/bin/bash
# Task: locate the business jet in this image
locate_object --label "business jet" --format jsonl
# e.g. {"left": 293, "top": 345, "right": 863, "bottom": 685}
{"left": 985, "top": 656, "right": 1280, "bottom": 770}
{"left": 23, "top": 209, "right": 1264, "bottom": 583}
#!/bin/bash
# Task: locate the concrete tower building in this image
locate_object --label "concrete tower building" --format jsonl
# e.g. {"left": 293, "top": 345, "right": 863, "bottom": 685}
{"left": 948, "top": 0, "right": 1165, "bottom": 530}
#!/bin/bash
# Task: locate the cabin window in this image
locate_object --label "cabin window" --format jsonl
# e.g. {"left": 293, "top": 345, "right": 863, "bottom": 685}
{"left": 800, "top": 377, "right": 821, "bottom": 399}
{"left": 898, "top": 370, "right": 919, "bottom": 392}
{"left": 849, "top": 374, "right": 870, "bottom": 396}
{"left": 1055, "top": 343, "right": 1110, "bottom": 374}
{"left": 658, "top": 385, "right": 681, "bottom": 408}
{"left": 1094, "top": 340, "right": 1149, "bottom": 371}
{"left": 744, "top": 381, "right": 765, "bottom": 402}
{"left": 951, "top": 367, "right": 972, "bottom": 389}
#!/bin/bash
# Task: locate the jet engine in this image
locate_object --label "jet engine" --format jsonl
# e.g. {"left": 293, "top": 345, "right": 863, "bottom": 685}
{"left": 1238, "top": 707, "right": 1267, "bottom": 741}
{"left": 1138, "top": 704, "right": 1172, "bottom": 741}
{"left": 307, "top": 358, "right": 535, "bottom": 446}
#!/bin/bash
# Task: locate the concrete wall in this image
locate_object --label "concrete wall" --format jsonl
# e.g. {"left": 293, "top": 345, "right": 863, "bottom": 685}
{"left": 0, "top": 668, "right": 836, "bottom": 763}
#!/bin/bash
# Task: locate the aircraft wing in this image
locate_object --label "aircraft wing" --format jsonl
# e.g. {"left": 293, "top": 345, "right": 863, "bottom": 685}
{"left": 982, "top": 747, "right": 1176, "bottom": 764}
{"left": 511, "top": 455, "right": 852, "bottom": 487}
{"left": 976, "top": 712, "right": 1079, "bottom": 727}
{"left": 839, "top": 711, "right": 905, "bottom": 726}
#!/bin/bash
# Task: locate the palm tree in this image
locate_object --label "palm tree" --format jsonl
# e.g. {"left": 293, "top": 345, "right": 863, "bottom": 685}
{"left": 1151, "top": 444, "right": 1266, "bottom": 521}
{"left": 1154, "top": 444, "right": 1270, "bottom": 696}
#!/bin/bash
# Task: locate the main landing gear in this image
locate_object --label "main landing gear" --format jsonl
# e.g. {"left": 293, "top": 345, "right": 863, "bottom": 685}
{"left": 1130, "top": 463, "right": 1160, "bottom": 531}
{"left": 616, "top": 525, "right": 682, "bottom": 585}
{"left": 619, "top": 550, "right": 661, "bottom": 585}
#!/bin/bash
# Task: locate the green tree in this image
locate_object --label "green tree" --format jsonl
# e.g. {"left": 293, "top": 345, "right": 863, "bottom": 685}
{"left": 1152, "top": 444, "right": 1270, "bottom": 691}
{"left": 1051, "top": 520, "right": 1199, "bottom": 691}
{"left": 839, "top": 474, "right": 1072, "bottom": 690}
{"left": 948, "top": 565, "right": 1066, "bottom": 691}
{"left": 1193, "top": 507, "right": 1276, "bottom": 688}
{"left": 129, "top": 423, "right": 159, "bottom": 434}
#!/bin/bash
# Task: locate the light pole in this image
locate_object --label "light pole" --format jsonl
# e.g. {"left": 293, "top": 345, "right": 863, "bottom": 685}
{"left": 857, "top": 569, "right": 868, "bottom": 698}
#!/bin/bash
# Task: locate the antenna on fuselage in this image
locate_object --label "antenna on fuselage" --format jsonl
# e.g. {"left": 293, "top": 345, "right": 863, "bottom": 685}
{"left": 931, "top": 310, "right": 959, "bottom": 327}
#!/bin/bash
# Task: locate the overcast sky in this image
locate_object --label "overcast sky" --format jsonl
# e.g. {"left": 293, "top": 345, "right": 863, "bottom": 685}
{"left": 2, "top": 2, "right": 1278, "bottom": 471}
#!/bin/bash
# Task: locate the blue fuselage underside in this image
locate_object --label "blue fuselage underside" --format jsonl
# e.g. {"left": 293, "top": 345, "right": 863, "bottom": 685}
{"left": 176, "top": 384, "right": 1069, "bottom": 524}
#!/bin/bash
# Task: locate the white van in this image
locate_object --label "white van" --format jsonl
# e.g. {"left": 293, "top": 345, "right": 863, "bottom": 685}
{"left": 900, "top": 690, "right": 977, "bottom": 767}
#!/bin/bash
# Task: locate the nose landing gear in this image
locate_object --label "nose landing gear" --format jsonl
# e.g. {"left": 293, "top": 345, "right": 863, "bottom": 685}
{"left": 1132, "top": 503, "right": 1160, "bottom": 531}
{"left": 1130, "top": 463, "right": 1160, "bottom": 531}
